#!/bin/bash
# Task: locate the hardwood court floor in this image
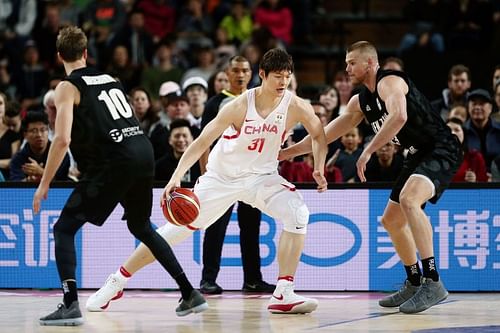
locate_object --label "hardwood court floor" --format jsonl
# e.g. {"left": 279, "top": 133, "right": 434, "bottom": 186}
{"left": 1, "top": 290, "right": 500, "bottom": 333}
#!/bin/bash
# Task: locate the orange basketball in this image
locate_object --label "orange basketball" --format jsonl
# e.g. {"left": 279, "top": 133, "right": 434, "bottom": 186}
{"left": 161, "top": 188, "right": 200, "bottom": 226}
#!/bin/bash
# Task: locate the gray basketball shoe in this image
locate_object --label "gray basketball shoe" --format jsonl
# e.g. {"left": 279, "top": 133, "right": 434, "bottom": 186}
{"left": 176, "top": 290, "right": 209, "bottom": 317}
{"left": 399, "top": 278, "right": 448, "bottom": 314}
{"left": 39, "top": 301, "right": 84, "bottom": 326}
{"left": 379, "top": 279, "right": 420, "bottom": 307}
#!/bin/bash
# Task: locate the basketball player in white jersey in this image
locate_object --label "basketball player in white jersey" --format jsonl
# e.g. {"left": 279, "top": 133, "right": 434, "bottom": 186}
{"left": 87, "top": 48, "right": 327, "bottom": 314}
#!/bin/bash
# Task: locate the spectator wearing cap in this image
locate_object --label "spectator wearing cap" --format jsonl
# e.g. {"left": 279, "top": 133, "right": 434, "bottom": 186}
{"left": 149, "top": 88, "right": 200, "bottom": 160}
{"left": 183, "top": 76, "right": 208, "bottom": 129}
{"left": 464, "top": 88, "right": 500, "bottom": 170}
{"left": 158, "top": 80, "right": 180, "bottom": 120}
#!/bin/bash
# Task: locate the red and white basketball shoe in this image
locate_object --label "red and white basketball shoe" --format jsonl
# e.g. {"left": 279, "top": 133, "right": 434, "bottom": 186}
{"left": 85, "top": 273, "right": 127, "bottom": 312}
{"left": 267, "top": 281, "right": 318, "bottom": 314}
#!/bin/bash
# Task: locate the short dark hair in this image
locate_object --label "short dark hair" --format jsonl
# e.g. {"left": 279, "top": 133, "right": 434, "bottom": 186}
{"left": 228, "top": 55, "right": 250, "bottom": 67}
{"left": 259, "top": 48, "right": 294, "bottom": 76}
{"left": 169, "top": 119, "right": 191, "bottom": 133}
{"left": 22, "top": 111, "right": 49, "bottom": 133}
{"left": 56, "top": 26, "right": 87, "bottom": 62}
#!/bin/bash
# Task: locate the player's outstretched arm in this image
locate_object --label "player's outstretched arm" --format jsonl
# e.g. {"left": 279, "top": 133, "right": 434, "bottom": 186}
{"left": 280, "top": 95, "right": 365, "bottom": 161}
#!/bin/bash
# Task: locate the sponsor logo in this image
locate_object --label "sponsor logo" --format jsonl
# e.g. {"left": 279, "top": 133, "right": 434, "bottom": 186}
{"left": 109, "top": 126, "right": 144, "bottom": 142}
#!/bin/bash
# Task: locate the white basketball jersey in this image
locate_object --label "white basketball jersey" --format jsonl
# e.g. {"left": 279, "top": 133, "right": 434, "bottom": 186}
{"left": 207, "top": 88, "right": 292, "bottom": 178}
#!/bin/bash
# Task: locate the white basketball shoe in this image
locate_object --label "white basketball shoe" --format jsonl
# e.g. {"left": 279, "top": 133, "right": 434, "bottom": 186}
{"left": 267, "top": 281, "right": 318, "bottom": 314}
{"left": 86, "top": 273, "right": 128, "bottom": 312}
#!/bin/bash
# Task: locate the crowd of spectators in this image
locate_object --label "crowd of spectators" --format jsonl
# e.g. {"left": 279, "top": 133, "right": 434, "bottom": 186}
{"left": 0, "top": 0, "right": 499, "bottom": 185}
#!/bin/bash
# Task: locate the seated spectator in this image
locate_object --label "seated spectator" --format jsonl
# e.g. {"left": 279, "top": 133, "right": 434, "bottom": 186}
{"left": 213, "top": 26, "right": 238, "bottom": 69}
{"left": 106, "top": 45, "right": 141, "bottom": 94}
{"left": 183, "top": 76, "right": 208, "bottom": 129}
{"left": 463, "top": 89, "right": 500, "bottom": 170}
{"left": 253, "top": 0, "right": 293, "bottom": 46}
{"left": 181, "top": 46, "right": 217, "bottom": 84}
{"left": 176, "top": 0, "right": 215, "bottom": 52}
{"left": 130, "top": 87, "right": 161, "bottom": 137}
{"left": 135, "top": 0, "right": 176, "bottom": 43}
{"left": 0, "top": 93, "right": 21, "bottom": 179}
{"left": 447, "top": 117, "right": 488, "bottom": 183}
{"left": 206, "top": 70, "right": 229, "bottom": 99}
{"left": 317, "top": 85, "right": 340, "bottom": 122}
{"left": 157, "top": 80, "right": 181, "bottom": 125}
{"left": 335, "top": 127, "right": 363, "bottom": 183}
{"left": 110, "top": 9, "right": 155, "bottom": 67}
{"left": 363, "top": 142, "right": 404, "bottom": 182}
{"left": 9, "top": 111, "right": 70, "bottom": 182}
{"left": 431, "top": 64, "right": 471, "bottom": 121}
{"left": 280, "top": 151, "right": 342, "bottom": 183}
{"left": 3, "top": 100, "right": 22, "bottom": 134}
{"left": 140, "top": 41, "right": 184, "bottom": 102}
{"left": 155, "top": 118, "right": 200, "bottom": 182}
{"left": 219, "top": 0, "right": 253, "bottom": 46}
{"left": 150, "top": 89, "right": 200, "bottom": 160}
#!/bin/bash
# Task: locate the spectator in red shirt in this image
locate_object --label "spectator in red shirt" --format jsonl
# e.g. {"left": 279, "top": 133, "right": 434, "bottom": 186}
{"left": 253, "top": 0, "right": 293, "bottom": 46}
{"left": 447, "top": 117, "right": 488, "bottom": 182}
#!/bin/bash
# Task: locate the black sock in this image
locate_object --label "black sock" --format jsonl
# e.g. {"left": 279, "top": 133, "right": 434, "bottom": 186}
{"left": 404, "top": 262, "right": 422, "bottom": 286}
{"left": 175, "top": 272, "right": 194, "bottom": 300}
{"left": 422, "top": 257, "right": 439, "bottom": 281}
{"left": 62, "top": 280, "right": 78, "bottom": 308}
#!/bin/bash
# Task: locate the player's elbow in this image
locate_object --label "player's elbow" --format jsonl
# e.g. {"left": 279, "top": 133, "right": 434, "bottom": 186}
{"left": 54, "top": 135, "right": 71, "bottom": 148}
{"left": 395, "top": 110, "right": 407, "bottom": 125}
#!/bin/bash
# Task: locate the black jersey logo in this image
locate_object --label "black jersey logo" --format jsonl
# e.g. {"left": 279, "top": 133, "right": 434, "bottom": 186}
{"left": 109, "top": 129, "right": 123, "bottom": 142}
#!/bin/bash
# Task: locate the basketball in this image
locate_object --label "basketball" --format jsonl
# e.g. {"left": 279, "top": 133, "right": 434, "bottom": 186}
{"left": 161, "top": 188, "right": 200, "bottom": 226}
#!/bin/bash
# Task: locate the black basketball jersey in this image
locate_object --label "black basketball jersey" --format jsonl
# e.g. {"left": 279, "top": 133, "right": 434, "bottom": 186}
{"left": 358, "top": 69, "right": 453, "bottom": 153}
{"left": 65, "top": 67, "right": 154, "bottom": 177}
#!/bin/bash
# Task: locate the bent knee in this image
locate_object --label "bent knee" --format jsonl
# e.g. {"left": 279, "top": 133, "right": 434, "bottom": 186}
{"left": 282, "top": 198, "right": 309, "bottom": 235}
{"left": 399, "top": 193, "right": 422, "bottom": 212}
{"left": 156, "top": 223, "right": 194, "bottom": 246}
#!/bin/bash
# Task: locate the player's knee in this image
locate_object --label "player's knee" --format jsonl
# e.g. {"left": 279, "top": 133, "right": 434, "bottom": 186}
{"left": 126, "top": 219, "right": 153, "bottom": 241}
{"left": 282, "top": 198, "right": 309, "bottom": 234}
{"left": 156, "top": 223, "right": 194, "bottom": 246}
{"left": 399, "top": 192, "right": 420, "bottom": 212}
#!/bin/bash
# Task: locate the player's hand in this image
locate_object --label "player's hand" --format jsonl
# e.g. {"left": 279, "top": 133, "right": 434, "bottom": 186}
{"left": 278, "top": 148, "right": 292, "bottom": 161}
{"left": 312, "top": 170, "right": 327, "bottom": 193}
{"left": 161, "top": 178, "right": 181, "bottom": 203}
{"left": 33, "top": 183, "right": 49, "bottom": 214}
{"left": 356, "top": 150, "right": 372, "bottom": 182}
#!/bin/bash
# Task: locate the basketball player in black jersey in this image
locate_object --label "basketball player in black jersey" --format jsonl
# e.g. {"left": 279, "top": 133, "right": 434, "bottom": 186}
{"left": 32, "top": 26, "right": 207, "bottom": 326}
{"left": 281, "top": 41, "right": 462, "bottom": 314}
